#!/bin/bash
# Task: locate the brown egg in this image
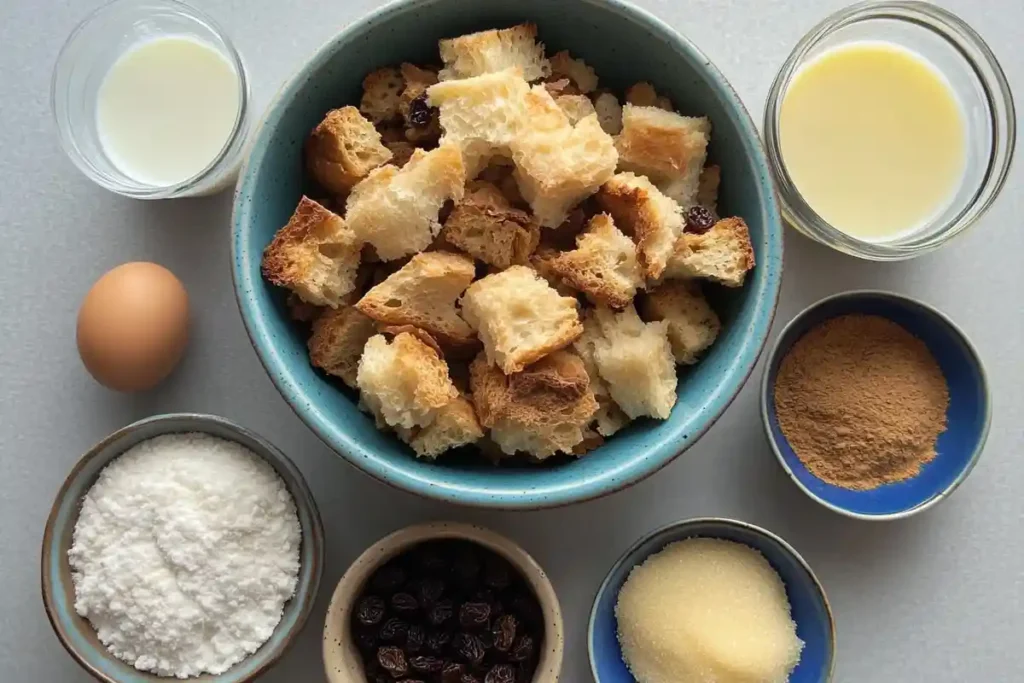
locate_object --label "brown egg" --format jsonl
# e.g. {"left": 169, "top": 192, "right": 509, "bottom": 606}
{"left": 76, "top": 262, "right": 189, "bottom": 392}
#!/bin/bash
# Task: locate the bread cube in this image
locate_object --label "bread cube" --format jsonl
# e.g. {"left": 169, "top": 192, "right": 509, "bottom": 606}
{"left": 547, "top": 213, "right": 643, "bottom": 308}
{"left": 442, "top": 182, "right": 540, "bottom": 269}
{"left": 556, "top": 94, "right": 597, "bottom": 124}
{"left": 593, "top": 92, "right": 623, "bottom": 135}
{"left": 596, "top": 172, "right": 684, "bottom": 280}
{"left": 261, "top": 196, "right": 361, "bottom": 307}
{"left": 346, "top": 144, "right": 466, "bottom": 261}
{"left": 640, "top": 281, "right": 721, "bottom": 364}
{"left": 306, "top": 107, "right": 392, "bottom": 196}
{"left": 461, "top": 265, "right": 583, "bottom": 374}
{"left": 439, "top": 24, "right": 551, "bottom": 82}
{"left": 400, "top": 394, "right": 484, "bottom": 459}
{"left": 573, "top": 323, "right": 632, "bottom": 437}
{"left": 307, "top": 305, "right": 377, "bottom": 387}
{"left": 550, "top": 50, "right": 598, "bottom": 93}
{"left": 360, "top": 67, "right": 404, "bottom": 123}
{"left": 665, "top": 216, "right": 755, "bottom": 287}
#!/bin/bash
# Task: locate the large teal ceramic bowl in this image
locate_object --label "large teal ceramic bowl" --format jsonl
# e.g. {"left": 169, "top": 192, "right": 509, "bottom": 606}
{"left": 232, "top": 0, "right": 784, "bottom": 509}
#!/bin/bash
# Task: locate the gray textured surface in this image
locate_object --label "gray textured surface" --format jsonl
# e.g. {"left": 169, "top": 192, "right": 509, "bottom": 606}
{"left": 1, "top": 0, "right": 1021, "bottom": 681}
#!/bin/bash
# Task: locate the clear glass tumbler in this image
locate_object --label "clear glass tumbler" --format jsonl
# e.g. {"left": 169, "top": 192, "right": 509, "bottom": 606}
{"left": 51, "top": 0, "right": 251, "bottom": 199}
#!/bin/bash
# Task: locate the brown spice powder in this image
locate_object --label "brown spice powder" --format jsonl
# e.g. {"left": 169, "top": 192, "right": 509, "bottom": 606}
{"left": 773, "top": 314, "right": 949, "bottom": 490}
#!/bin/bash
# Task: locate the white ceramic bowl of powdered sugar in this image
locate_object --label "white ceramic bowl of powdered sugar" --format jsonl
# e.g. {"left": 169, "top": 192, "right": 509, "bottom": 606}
{"left": 41, "top": 413, "right": 324, "bottom": 683}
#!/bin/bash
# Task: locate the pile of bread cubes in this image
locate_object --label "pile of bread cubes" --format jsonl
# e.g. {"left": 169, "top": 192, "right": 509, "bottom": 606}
{"left": 262, "top": 24, "right": 755, "bottom": 463}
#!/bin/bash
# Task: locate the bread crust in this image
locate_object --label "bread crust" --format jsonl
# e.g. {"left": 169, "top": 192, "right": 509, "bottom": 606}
{"left": 441, "top": 182, "right": 540, "bottom": 268}
{"left": 308, "top": 305, "right": 377, "bottom": 387}
{"left": 306, "top": 107, "right": 392, "bottom": 195}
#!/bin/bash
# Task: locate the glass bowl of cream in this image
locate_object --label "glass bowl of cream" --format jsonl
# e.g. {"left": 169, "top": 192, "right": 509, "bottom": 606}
{"left": 52, "top": 0, "right": 250, "bottom": 199}
{"left": 764, "top": 0, "right": 1015, "bottom": 260}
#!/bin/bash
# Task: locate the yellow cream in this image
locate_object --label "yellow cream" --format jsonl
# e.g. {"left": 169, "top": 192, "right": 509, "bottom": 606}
{"left": 779, "top": 41, "right": 966, "bottom": 241}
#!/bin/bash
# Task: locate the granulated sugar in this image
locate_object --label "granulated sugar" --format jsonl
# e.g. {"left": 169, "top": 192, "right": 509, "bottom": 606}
{"left": 68, "top": 432, "right": 301, "bottom": 678}
{"left": 616, "top": 538, "right": 803, "bottom": 683}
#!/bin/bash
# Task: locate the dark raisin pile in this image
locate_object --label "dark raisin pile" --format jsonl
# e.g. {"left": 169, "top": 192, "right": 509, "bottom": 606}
{"left": 407, "top": 94, "right": 435, "bottom": 128}
{"left": 684, "top": 205, "right": 715, "bottom": 234}
{"left": 352, "top": 540, "right": 545, "bottom": 683}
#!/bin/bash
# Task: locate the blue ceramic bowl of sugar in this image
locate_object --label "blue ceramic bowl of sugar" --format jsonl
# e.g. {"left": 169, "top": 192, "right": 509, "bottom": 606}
{"left": 589, "top": 517, "right": 835, "bottom": 683}
{"left": 761, "top": 290, "right": 990, "bottom": 520}
{"left": 41, "top": 413, "right": 324, "bottom": 683}
{"left": 232, "top": 0, "right": 784, "bottom": 509}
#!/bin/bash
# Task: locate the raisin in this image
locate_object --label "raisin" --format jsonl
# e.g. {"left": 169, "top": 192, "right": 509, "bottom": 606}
{"left": 459, "top": 602, "right": 491, "bottom": 630}
{"left": 485, "top": 664, "right": 517, "bottom": 683}
{"left": 428, "top": 599, "right": 455, "bottom": 626}
{"left": 408, "top": 94, "right": 433, "bottom": 127}
{"left": 373, "top": 675, "right": 391, "bottom": 683}
{"left": 483, "top": 557, "right": 511, "bottom": 590}
{"left": 354, "top": 628, "right": 378, "bottom": 653}
{"left": 685, "top": 205, "right": 715, "bottom": 234}
{"left": 426, "top": 629, "right": 453, "bottom": 653}
{"left": 492, "top": 615, "right": 517, "bottom": 652}
{"left": 406, "top": 625, "right": 425, "bottom": 654}
{"left": 378, "top": 646, "right": 408, "bottom": 677}
{"left": 391, "top": 592, "right": 419, "bottom": 614}
{"left": 356, "top": 595, "right": 387, "bottom": 627}
{"left": 453, "top": 632, "right": 486, "bottom": 665}
{"left": 409, "top": 655, "right": 445, "bottom": 674}
{"left": 508, "top": 635, "right": 535, "bottom": 662}
{"left": 379, "top": 617, "right": 409, "bottom": 643}
{"left": 418, "top": 577, "right": 446, "bottom": 607}
{"left": 461, "top": 675, "right": 481, "bottom": 683}
{"left": 441, "top": 661, "right": 465, "bottom": 682}
{"left": 372, "top": 563, "right": 407, "bottom": 593}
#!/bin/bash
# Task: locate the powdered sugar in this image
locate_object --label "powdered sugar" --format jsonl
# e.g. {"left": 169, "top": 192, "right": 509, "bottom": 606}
{"left": 68, "top": 432, "right": 301, "bottom": 678}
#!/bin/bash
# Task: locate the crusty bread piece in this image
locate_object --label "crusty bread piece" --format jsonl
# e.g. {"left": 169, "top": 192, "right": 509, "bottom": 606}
{"left": 549, "top": 50, "right": 598, "bottom": 93}
{"left": 360, "top": 67, "right": 404, "bottom": 123}
{"left": 529, "top": 248, "right": 578, "bottom": 299}
{"left": 510, "top": 86, "right": 618, "bottom": 227}
{"left": 470, "top": 350, "right": 598, "bottom": 458}
{"left": 398, "top": 394, "right": 484, "bottom": 459}
{"left": 556, "top": 94, "right": 597, "bottom": 124}
{"left": 596, "top": 172, "right": 684, "bottom": 281}
{"left": 665, "top": 216, "right": 755, "bottom": 287}
{"left": 616, "top": 105, "right": 711, "bottom": 207}
{"left": 594, "top": 92, "right": 623, "bottom": 135}
{"left": 356, "top": 251, "right": 476, "bottom": 345}
{"left": 439, "top": 24, "right": 551, "bottom": 82}
{"left": 625, "top": 82, "right": 659, "bottom": 107}
{"left": 306, "top": 107, "right": 392, "bottom": 195}
{"left": 427, "top": 68, "right": 532, "bottom": 176}
{"left": 262, "top": 196, "right": 362, "bottom": 307}
{"left": 547, "top": 213, "right": 643, "bottom": 308}
{"left": 585, "top": 305, "right": 677, "bottom": 420}
{"left": 442, "top": 182, "right": 540, "bottom": 269}
{"left": 697, "top": 164, "right": 721, "bottom": 217}
{"left": 573, "top": 323, "right": 632, "bottom": 437}
{"left": 346, "top": 144, "right": 466, "bottom": 260}
{"left": 640, "top": 280, "right": 720, "bottom": 364}
{"left": 357, "top": 332, "right": 458, "bottom": 430}
{"left": 307, "top": 305, "right": 377, "bottom": 387}
{"left": 461, "top": 265, "right": 583, "bottom": 374}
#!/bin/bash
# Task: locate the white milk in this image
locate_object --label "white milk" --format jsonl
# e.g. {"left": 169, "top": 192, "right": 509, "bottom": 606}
{"left": 97, "top": 36, "right": 241, "bottom": 187}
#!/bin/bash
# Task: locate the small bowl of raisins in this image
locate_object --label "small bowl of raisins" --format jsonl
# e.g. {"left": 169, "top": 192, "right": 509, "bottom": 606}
{"left": 323, "top": 522, "right": 564, "bottom": 683}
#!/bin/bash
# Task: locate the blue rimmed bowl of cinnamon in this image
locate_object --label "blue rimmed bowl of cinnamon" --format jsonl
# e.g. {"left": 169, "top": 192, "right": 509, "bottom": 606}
{"left": 760, "top": 290, "right": 990, "bottom": 520}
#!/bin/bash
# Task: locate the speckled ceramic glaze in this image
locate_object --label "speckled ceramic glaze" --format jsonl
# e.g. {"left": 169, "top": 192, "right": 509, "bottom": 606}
{"left": 761, "top": 290, "right": 991, "bottom": 520}
{"left": 589, "top": 518, "right": 835, "bottom": 683}
{"left": 231, "top": 0, "right": 784, "bottom": 508}
{"left": 323, "top": 521, "right": 564, "bottom": 683}
{"left": 41, "top": 413, "right": 324, "bottom": 683}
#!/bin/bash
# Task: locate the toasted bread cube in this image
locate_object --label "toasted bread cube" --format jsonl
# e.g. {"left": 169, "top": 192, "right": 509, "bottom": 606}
{"left": 697, "top": 164, "right": 721, "bottom": 217}
{"left": 442, "top": 182, "right": 540, "bottom": 269}
{"left": 305, "top": 107, "right": 392, "bottom": 196}
{"left": 625, "top": 82, "right": 659, "bottom": 107}
{"left": 357, "top": 332, "right": 458, "bottom": 430}
{"left": 596, "top": 172, "right": 684, "bottom": 281}
{"left": 470, "top": 351, "right": 598, "bottom": 458}
{"left": 439, "top": 24, "right": 551, "bottom": 82}
{"left": 262, "top": 197, "right": 361, "bottom": 307}
{"left": 346, "top": 144, "right": 466, "bottom": 261}
{"left": 547, "top": 214, "right": 643, "bottom": 308}
{"left": 573, "top": 324, "right": 632, "bottom": 437}
{"left": 640, "top": 281, "right": 721, "bottom": 364}
{"left": 360, "top": 67, "right": 404, "bottom": 123}
{"left": 461, "top": 265, "right": 583, "bottom": 374}
{"left": 665, "top": 216, "right": 755, "bottom": 287}
{"left": 400, "top": 394, "right": 484, "bottom": 459}
{"left": 307, "top": 305, "right": 377, "bottom": 387}
{"left": 585, "top": 305, "right": 677, "bottom": 420}
{"left": 556, "top": 94, "right": 597, "bottom": 124}
{"left": 594, "top": 92, "right": 623, "bottom": 135}
{"left": 529, "top": 248, "right": 578, "bottom": 299}
{"left": 355, "top": 251, "right": 476, "bottom": 345}
{"left": 550, "top": 50, "right": 598, "bottom": 93}
{"left": 616, "top": 105, "right": 711, "bottom": 207}
{"left": 511, "top": 86, "right": 618, "bottom": 227}
{"left": 428, "top": 68, "right": 532, "bottom": 176}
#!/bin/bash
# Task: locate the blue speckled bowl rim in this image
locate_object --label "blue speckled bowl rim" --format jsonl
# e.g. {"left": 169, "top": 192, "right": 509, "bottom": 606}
{"left": 230, "top": 0, "right": 785, "bottom": 509}
{"left": 759, "top": 290, "right": 992, "bottom": 521}
{"left": 586, "top": 516, "right": 836, "bottom": 682}
{"left": 40, "top": 413, "right": 325, "bottom": 683}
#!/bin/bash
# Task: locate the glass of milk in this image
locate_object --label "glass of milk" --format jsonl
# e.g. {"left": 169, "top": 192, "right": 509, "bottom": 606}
{"left": 52, "top": 0, "right": 250, "bottom": 199}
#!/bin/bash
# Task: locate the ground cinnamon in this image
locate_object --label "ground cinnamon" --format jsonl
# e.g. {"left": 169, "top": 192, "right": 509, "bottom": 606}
{"left": 773, "top": 314, "right": 949, "bottom": 490}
